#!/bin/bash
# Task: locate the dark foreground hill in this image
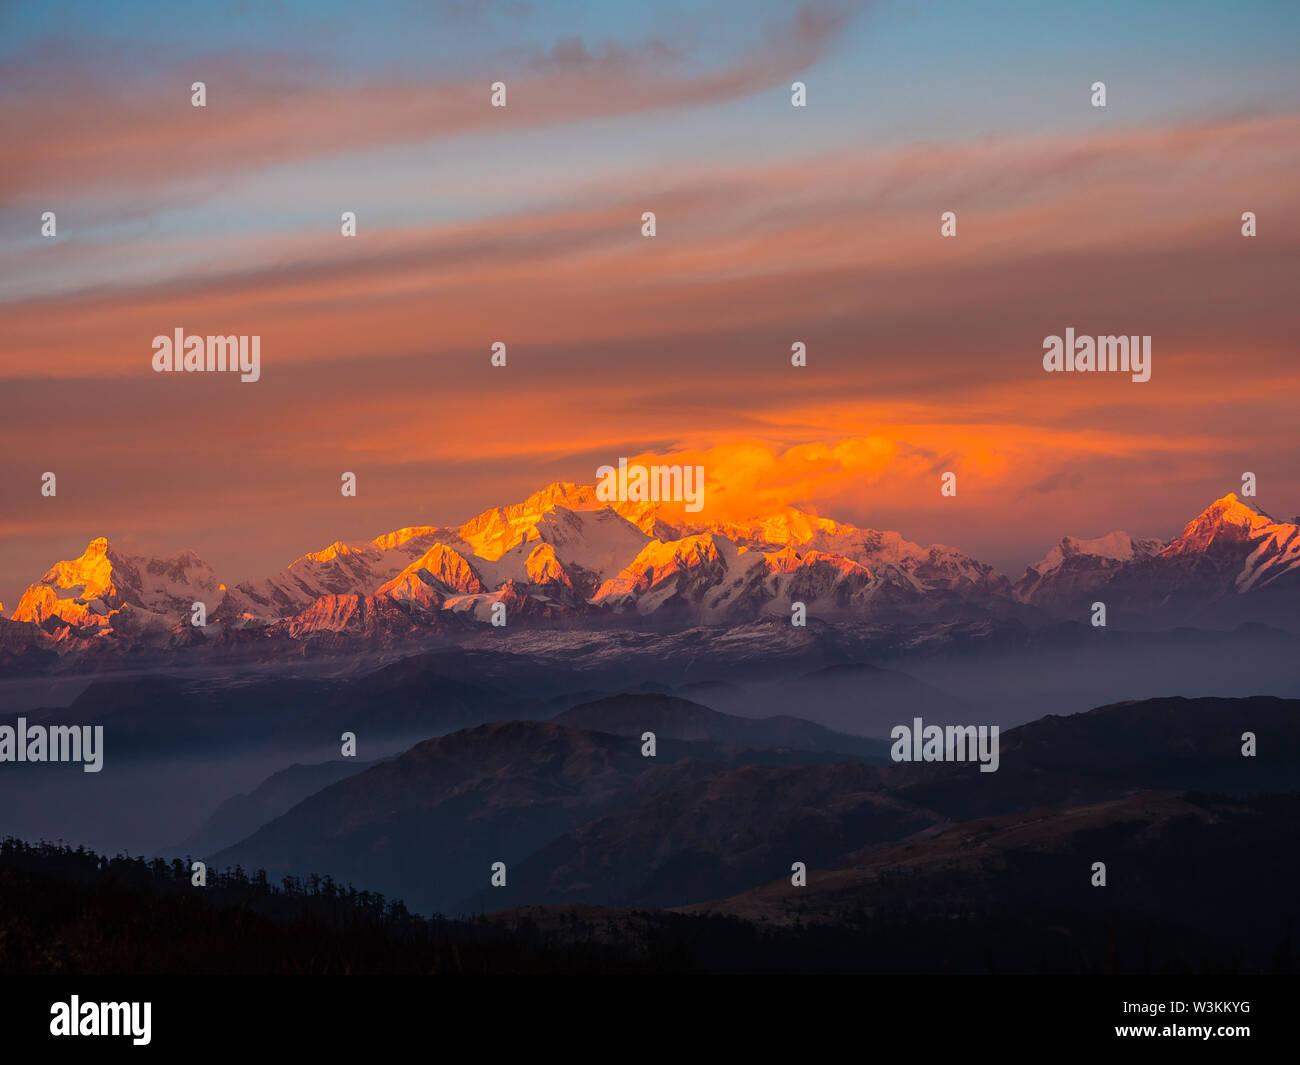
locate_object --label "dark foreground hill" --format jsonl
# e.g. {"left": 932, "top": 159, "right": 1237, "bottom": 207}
{"left": 0, "top": 838, "right": 659, "bottom": 974}
{"left": 7, "top": 695, "right": 1296, "bottom": 973}
{"left": 4, "top": 790, "right": 1297, "bottom": 974}
{"left": 681, "top": 791, "right": 1300, "bottom": 936}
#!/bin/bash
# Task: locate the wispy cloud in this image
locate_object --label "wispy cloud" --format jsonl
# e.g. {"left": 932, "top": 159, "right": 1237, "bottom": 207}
{"left": 0, "top": 3, "right": 856, "bottom": 203}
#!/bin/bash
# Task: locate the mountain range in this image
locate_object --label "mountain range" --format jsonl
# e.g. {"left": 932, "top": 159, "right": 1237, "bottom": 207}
{"left": 203, "top": 691, "right": 1300, "bottom": 917}
{"left": 203, "top": 701, "right": 889, "bottom": 915}
{"left": 6, "top": 484, "right": 1300, "bottom": 670}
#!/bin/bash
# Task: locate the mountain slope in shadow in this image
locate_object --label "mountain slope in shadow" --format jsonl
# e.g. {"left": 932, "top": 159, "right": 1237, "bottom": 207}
{"left": 210, "top": 706, "right": 869, "bottom": 915}
{"left": 485, "top": 695, "right": 1300, "bottom": 910}
{"left": 679, "top": 791, "right": 1300, "bottom": 959}
{"left": 215, "top": 695, "right": 1299, "bottom": 918}
{"left": 552, "top": 693, "right": 891, "bottom": 759}
{"left": 171, "top": 758, "right": 383, "bottom": 858}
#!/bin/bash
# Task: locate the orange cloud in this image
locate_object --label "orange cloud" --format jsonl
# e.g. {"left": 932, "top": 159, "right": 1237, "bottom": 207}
{"left": 3, "top": 103, "right": 1299, "bottom": 602}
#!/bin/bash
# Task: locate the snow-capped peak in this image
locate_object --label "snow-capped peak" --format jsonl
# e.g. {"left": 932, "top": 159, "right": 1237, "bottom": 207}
{"left": 12, "top": 537, "right": 221, "bottom": 630}
{"left": 1027, "top": 531, "right": 1165, "bottom": 578}
{"left": 1159, "top": 493, "right": 1300, "bottom": 593}
{"left": 13, "top": 485, "right": 1300, "bottom": 644}
{"left": 1160, "top": 493, "right": 1280, "bottom": 556}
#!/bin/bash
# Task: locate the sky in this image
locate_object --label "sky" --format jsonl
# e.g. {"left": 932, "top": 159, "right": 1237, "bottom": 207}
{"left": 2, "top": 0, "right": 1299, "bottom": 607}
